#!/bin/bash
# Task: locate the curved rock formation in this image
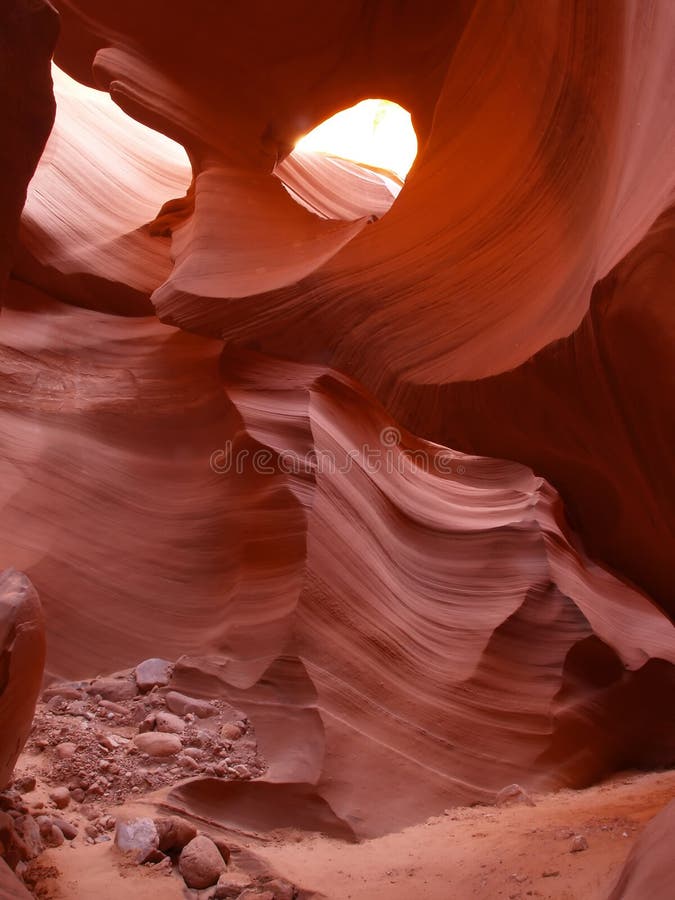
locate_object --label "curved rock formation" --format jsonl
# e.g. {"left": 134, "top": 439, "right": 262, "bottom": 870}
{"left": 0, "top": 568, "right": 45, "bottom": 789}
{"left": 1, "top": 0, "right": 674, "bottom": 861}
{"left": 0, "top": 0, "right": 58, "bottom": 298}
{"left": 608, "top": 800, "right": 675, "bottom": 900}
{"left": 1, "top": 282, "right": 673, "bottom": 836}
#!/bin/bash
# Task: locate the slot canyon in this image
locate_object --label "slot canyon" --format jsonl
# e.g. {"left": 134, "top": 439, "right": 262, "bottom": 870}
{"left": 0, "top": 2, "right": 674, "bottom": 898}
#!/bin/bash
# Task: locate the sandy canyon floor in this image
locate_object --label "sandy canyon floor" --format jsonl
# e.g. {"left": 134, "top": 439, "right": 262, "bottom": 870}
{"left": 16, "top": 734, "right": 674, "bottom": 900}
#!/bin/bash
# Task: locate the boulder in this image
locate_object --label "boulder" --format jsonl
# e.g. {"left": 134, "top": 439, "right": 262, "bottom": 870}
{"left": 179, "top": 835, "right": 227, "bottom": 889}
{"left": 134, "top": 658, "right": 173, "bottom": 692}
{"left": 155, "top": 815, "right": 197, "bottom": 852}
{"left": 165, "top": 691, "right": 217, "bottom": 719}
{"left": 87, "top": 677, "right": 138, "bottom": 701}
{"left": 155, "top": 711, "right": 186, "bottom": 734}
{"left": 50, "top": 816, "right": 78, "bottom": 839}
{"left": 114, "top": 817, "right": 159, "bottom": 863}
{"left": 133, "top": 732, "right": 182, "bottom": 757}
{"left": 48, "top": 787, "right": 70, "bottom": 809}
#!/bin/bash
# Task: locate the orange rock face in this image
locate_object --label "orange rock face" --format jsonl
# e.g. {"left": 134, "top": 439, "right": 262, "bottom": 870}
{"left": 0, "top": 0, "right": 673, "bottom": 845}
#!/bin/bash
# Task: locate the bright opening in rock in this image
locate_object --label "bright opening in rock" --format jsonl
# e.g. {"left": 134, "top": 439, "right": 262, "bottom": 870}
{"left": 276, "top": 99, "right": 417, "bottom": 221}
{"left": 296, "top": 99, "right": 417, "bottom": 181}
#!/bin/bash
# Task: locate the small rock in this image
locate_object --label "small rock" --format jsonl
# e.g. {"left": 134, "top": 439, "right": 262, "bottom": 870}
{"left": 97, "top": 733, "right": 127, "bottom": 751}
{"left": 214, "top": 873, "right": 253, "bottom": 899}
{"left": 220, "top": 723, "right": 241, "bottom": 741}
{"left": 54, "top": 742, "right": 77, "bottom": 760}
{"left": 260, "top": 878, "right": 295, "bottom": 900}
{"left": 155, "top": 711, "right": 186, "bottom": 734}
{"left": 70, "top": 788, "right": 85, "bottom": 803}
{"left": 495, "top": 784, "right": 535, "bottom": 807}
{"left": 178, "top": 754, "right": 201, "bottom": 770}
{"left": 179, "top": 835, "right": 227, "bottom": 889}
{"left": 48, "top": 824, "right": 65, "bottom": 847}
{"left": 13, "top": 776, "right": 36, "bottom": 794}
{"left": 166, "top": 691, "right": 217, "bottom": 719}
{"left": 42, "top": 683, "right": 87, "bottom": 701}
{"left": 48, "top": 787, "right": 71, "bottom": 810}
{"left": 135, "top": 658, "right": 174, "bottom": 692}
{"left": 232, "top": 765, "right": 251, "bottom": 779}
{"left": 154, "top": 856, "right": 174, "bottom": 875}
{"left": 182, "top": 747, "right": 204, "bottom": 760}
{"left": 98, "top": 699, "right": 128, "bottom": 716}
{"left": 14, "top": 815, "right": 43, "bottom": 859}
{"left": 51, "top": 817, "right": 78, "bottom": 839}
{"left": 133, "top": 732, "right": 182, "bottom": 757}
{"left": 155, "top": 816, "right": 197, "bottom": 852}
{"left": 542, "top": 870, "right": 560, "bottom": 878}
{"left": 114, "top": 817, "right": 160, "bottom": 863}
{"left": 237, "top": 891, "right": 274, "bottom": 900}
{"left": 87, "top": 677, "right": 138, "bottom": 701}
{"left": 571, "top": 834, "right": 589, "bottom": 853}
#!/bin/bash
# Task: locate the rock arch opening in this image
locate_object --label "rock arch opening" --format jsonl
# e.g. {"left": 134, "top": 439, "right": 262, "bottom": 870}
{"left": 275, "top": 99, "right": 417, "bottom": 221}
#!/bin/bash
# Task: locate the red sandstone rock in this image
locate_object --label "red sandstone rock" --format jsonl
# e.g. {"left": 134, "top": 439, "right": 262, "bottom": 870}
{"left": 155, "top": 816, "right": 197, "bottom": 853}
{"left": 0, "top": 570, "right": 45, "bottom": 789}
{"left": 0, "top": 0, "right": 673, "bottom": 861}
{"left": 608, "top": 801, "right": 675, "bottom": 899}
{"left": 179, "top": 835, "right": 227, "bottom": 889}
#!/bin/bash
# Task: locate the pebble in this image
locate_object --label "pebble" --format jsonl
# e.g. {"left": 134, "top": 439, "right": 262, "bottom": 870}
{"left": 571, "top": 834, "right": 589, "bottom": 852}
{"left": 55, "top": 742, "right": 77, "bottom": 760}
{"left": 495, "top": 784, "right": 535, "bottom": 807}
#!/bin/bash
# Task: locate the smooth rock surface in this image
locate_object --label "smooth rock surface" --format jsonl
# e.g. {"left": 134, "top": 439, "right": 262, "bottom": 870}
{"left": 179, "top": 835, "right": 228, "bottom": 889}
{"left": 0, "top": 569, "right": 45, "bottom": 789}
{"left": 133, "top": 732, "right": 182, "bottom": 757}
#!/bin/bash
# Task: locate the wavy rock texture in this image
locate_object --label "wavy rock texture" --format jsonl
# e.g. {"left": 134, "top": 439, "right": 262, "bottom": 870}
{"left": 0, "top": 568, "right": 45, "bottom": 789}
{"left": 608, "top": 800, "right": 675, "bottom": 900}
{"left": 1, "top": 0, "right": 674, "bottom": 846}
{"left": 1, "top": 285, "right": 674, "bottom": 836}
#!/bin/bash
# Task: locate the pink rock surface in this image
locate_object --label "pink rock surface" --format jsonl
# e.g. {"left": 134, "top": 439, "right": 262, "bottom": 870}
{"left": 608, "top": 800, "right": 675, "bottom": 899}
{"left": 0, "top": 0, "right": 673, "bottom": 857}
{"left": 0, "top": 569, "right": 45, "bottom": 788}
